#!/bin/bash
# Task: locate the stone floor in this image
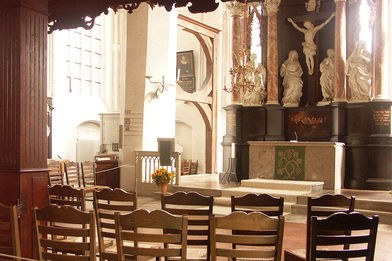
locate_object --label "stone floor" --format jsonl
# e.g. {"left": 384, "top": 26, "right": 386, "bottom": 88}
{"left": 136, "top": 174, "right": 392, "bottom": 260}
{"left": 137, "top": 194, "right": 392, "bottom": 261}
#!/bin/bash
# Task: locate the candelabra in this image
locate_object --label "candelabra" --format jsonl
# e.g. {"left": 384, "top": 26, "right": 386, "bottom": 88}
{"left": 223, "top": 49, "right": 262, "bottom": 94}
{"left": 145, "top": 75, "right": 175, "bottom": 101}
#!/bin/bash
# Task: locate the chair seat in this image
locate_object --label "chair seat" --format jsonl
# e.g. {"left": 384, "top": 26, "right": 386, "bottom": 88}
{"left": 284, "top": 249, "right": 306, "bottom": 261}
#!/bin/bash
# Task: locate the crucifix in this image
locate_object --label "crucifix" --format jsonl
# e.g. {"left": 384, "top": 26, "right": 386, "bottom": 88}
{"left": 287, "top": 12, "right": 335, "bottom": 75}
{"left": 285, "top": 2, "right": 336, "bottom": 105}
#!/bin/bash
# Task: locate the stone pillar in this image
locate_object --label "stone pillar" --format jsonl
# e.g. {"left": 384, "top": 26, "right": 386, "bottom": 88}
{"left": 0, "top": 0, "right": 49, "bottom": 258}
{"left": 264, "top": 0, "right": 280, "bottom": 105}
{"left": 227, "top": 2, "right": 244, "bottom": 104}
{"left": 333, "top": 0, "right": 347, "bottom": 102}
{"left": 372, "top": 0, "right": 390, "bottom": 101}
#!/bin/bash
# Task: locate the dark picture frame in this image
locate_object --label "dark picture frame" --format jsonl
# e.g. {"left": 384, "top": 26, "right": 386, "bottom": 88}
{"left": 176, "top": 50, "right": 194, "bottom": 78}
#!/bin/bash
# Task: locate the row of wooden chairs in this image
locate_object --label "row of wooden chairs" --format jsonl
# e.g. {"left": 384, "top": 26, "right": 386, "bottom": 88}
{"left": 2, "top": 188, "right": 377, "bottom": 261}
{"left": 42, "top": 187, "right": 376, "bottom": 260}
{"left": 48, "top": 159, "right": 97, "bottom": 188}
{"left": 34, "top": 190, "right": 285, "bottom": 261}
{"left": 181, "top": 159, "right": 198, "bottom": 175}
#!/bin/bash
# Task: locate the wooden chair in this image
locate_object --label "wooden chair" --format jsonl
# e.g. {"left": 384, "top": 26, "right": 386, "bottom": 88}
{"left": 182, "top": 160, "right": 191, "bottom": 175}
{"left": 231, "top": 193, "right": 284, "bottom": 216}
{"left": 284, "top": 194, "right": 355, "bottom": 261}
{"left": 81, "top": 160, "right": 96, "bottom": 187}
{"left": 33, "top": 204, "right": 96, "bottom": 260}
{"left": 309, "top": 212, "right": 378, "bottom": 261}
{"left": 64, "top": 161, "right": 81, "bottom": 187}
{"left": 0, "top": 203, "right": 21, "bottom": 260}
{"left": 48, "top": 184, "right": 86, "bottom": 211}
{"left": 47, "top": 159, "right": 63, "bottom": 186}
{"left": 93, "top": 188, "right": 137, "bottom": 261}
{"left": 210, "top": 211, "right": 285, "bottom": 261}
{"left": 190, "top": 160, "right": 198, "bottom": 174}
{"left": 161, "top": 191, "right": 213, "bottom": 261}
{"left": 115, "top": 209, "right": 188, "bottom": 261}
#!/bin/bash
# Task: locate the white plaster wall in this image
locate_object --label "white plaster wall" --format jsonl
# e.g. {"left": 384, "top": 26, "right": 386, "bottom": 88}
{"left": 143, "top": 7, "right": 177, "bottom": 151}
{"left": 175, "top": 121, "right": 193, "bottom": 160}
{"left": 175, "top": 101, "right": 206, "bottom": 173}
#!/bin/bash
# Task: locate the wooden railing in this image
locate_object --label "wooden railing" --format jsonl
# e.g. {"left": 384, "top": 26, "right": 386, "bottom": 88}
{"left": 135, "top": 151, "right": 181, "bottom": 189}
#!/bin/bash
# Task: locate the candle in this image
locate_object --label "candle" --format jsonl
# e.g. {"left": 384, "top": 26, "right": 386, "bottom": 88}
{"left": 177, "top": 68, "right": 180, "bottom": 81}
{"left": 231, "top": 143, "right": 235, "bottom": 158}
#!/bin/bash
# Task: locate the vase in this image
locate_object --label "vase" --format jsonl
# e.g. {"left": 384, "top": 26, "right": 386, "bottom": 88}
{"left": 160, "top": 183, "right": 168, "bottom": 194}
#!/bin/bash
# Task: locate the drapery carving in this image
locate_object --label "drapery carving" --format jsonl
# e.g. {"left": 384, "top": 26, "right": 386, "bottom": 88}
{"left": 48, "top": 0, "right": 231, "bottom": 33}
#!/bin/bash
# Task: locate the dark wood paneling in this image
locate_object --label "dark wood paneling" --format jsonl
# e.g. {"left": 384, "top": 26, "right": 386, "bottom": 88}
{"left": 0, "top": 1, "right": 49, "bottom": 258}
{"left": 96, "top": 160, "right": 120, "bottom": 189}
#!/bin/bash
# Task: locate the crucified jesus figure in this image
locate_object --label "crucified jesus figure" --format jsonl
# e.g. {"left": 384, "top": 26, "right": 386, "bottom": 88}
{"left": 287, "top": 12, "right": 335, "bottom": 75}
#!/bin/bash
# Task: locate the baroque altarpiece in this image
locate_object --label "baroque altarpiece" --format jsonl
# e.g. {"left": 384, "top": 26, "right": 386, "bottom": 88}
{"left": 223, "top": 0, "right": 392, "bottom": 190}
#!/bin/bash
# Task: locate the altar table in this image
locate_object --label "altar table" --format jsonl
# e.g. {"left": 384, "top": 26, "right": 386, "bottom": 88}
{"left": 248, "top": 141, "right": 345, "bottom": 190}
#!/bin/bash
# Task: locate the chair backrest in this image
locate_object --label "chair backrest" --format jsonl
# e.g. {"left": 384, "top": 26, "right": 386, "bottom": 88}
{"left": 231, "top": 193, "right": 284, "bottom": 216}
{"left": 306, "top": 194, "right": 355, "bottom": 260}
{"left": 93, "top": 188, "right": 137, "bottom": 261}
{"left": 64, "top": 161, "right": 81, "bottom": 187}
{"left": 47, "top": 159, "right": 63, "bottom": 186}
{"left": 182, "top": 160, "right": 191, "bottom": 175}
{"left": 161, "top": 191, "right": 213, "bottom": 260}
{"left": 190, "top": 160, "right": 198, "bottom": 174}
{"left": 210, "top": 211, "right": 284, "bottom": 261}
{"left": 0, "top": 203, "right": 21, "bottom": 260}
{"left": 115, "top": 209, "right": 188, "bottom": 261}
{"left": 48, "top": 184, "right": 86, "bottom": 211}
{"left": 81, "top": 161, "right": 96, "bottom": 187}
{"left": 309, "top": 212, "right": 378, "bottom": 261}
{"left": 34, "top": 205, "right": 96, "bottom": 260}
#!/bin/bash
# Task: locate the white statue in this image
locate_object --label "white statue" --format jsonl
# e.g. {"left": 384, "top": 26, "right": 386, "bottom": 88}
{"left": 346, "top": 40, "right": 372, "bottom": 101}
{"left": 244, "top": 56, "right": 267, "bottom": 106}
{"left": 319, "top": 49, "right": 335, "bottom": 104}
{"left": 280, "top": 50, "right": 303, "bottom": 107}
{"left": 287, "top": 12, "right": 335, "bottom": 75}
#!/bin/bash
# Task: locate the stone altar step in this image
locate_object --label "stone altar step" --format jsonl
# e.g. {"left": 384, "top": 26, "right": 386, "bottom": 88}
{"left": 241, "top": 179, "right": 324, "bottom": 193}
{"left": 291, "top": 194, "right": 392, "bottom": 224}
{"left": 214, "top": 195, "right": 295, "bottom": 213}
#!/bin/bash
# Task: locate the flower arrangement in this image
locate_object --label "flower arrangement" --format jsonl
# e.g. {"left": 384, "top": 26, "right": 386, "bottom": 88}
{"left": 152, "top": 168, "right": 174, "bottom": 186}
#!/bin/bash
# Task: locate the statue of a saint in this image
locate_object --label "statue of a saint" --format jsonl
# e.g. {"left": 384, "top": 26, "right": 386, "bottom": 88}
{"left": 280, "top": 50, "right": 303, "bottom": 107}
{"left": 244, "top": 56, "right": 267, "bottom": 106}
{"left": 319, "top": 49, "right": 335, "bottom": 103}
{"left": 287, "top": 12, "right": 335, "bottom": 75}
{"left": 345, "top": 40, "right": 372, "bottom": 101}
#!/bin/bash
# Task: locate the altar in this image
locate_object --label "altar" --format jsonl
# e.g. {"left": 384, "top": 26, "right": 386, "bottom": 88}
{"left": 248, "top": 141, "right": 345, "bottom": 190}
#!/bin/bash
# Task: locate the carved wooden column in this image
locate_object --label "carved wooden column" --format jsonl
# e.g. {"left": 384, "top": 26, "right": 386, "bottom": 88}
{"left": 333, "top": 0, "right": 347, "bottom": 101}
{"left": 373, "top": 0, "right": 390, "bottom": 100}
{"left": 264, "top": 0, "right": 280, "bottom": 105}
{"left": 0, "top": 0, "right": 49, "bottom": 258}
{"left": 227, "top": 2, "right": 244, "bottom": 104}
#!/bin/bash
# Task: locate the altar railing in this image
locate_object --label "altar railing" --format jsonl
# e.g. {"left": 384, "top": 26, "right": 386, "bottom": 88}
{"left": 135, "top": 151, "right": 181, "bottom": 188}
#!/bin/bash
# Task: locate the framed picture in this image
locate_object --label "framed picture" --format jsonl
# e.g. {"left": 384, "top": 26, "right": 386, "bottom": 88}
{"left": 178, "top": 76, "right": 195, "bottom": 93}
{"left": 176, "top": 51, "right": 194, "bottom": 78}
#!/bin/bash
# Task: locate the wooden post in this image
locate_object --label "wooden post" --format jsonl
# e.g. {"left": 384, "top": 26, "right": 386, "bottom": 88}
{"left": 0, "top": 0, "right": 49, "bottom": 258}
